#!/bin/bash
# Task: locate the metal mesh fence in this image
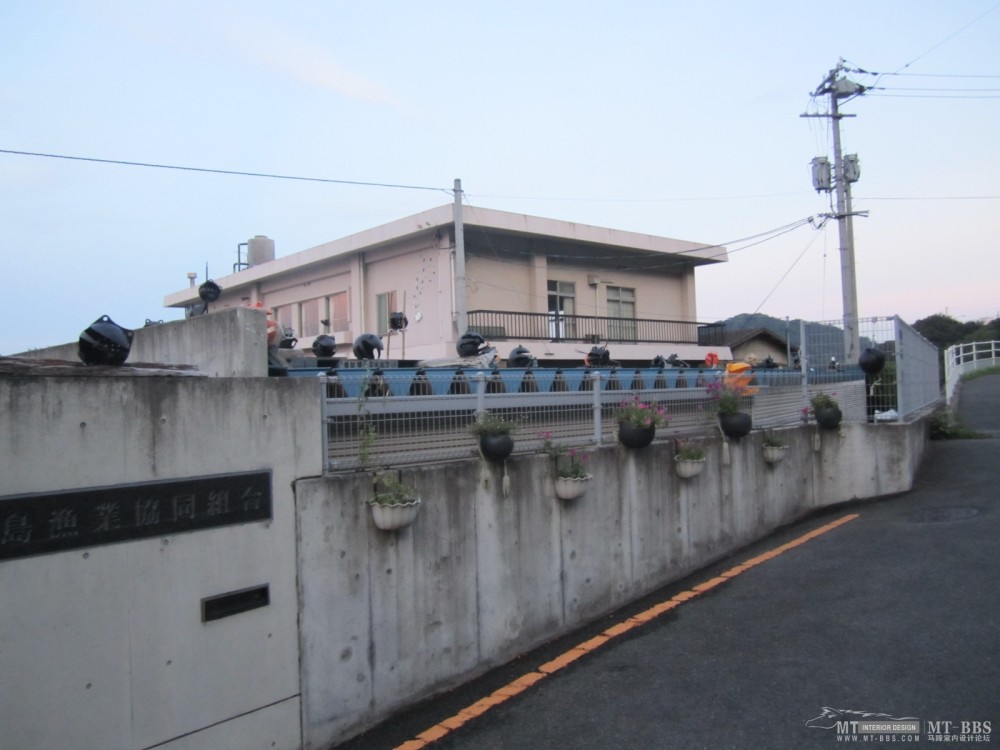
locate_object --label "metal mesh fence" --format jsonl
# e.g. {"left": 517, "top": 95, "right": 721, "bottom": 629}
{"left": 800, "top": 315, "right": 941, "bottom": 423}
{"left": 893, "top": 316, "right": 943, "bottom": 418}
{"left": 322, "top": 368, "right": 869, "bottom": 472}
{"left": 320, "top": 315, "right": 941, "bottom": 472}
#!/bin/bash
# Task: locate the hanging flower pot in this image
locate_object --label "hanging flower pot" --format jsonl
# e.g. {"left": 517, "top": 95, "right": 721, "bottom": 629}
{"left": 479, "top": 433, "right": 514, "bottom": 461}
{"left": 368, "top": 498, "right": 422, "bottom": 531}
{"left": 810, "top": 393, "right": 842, "bottom": 430}
{"left": 368, "top": 473, "right": 422, "bottom": 531}
{"left": 718, "top": 411, "right": 752, "bottom": 440}
{"left": 614, "top": 398, "right": 666, "bottom": 450}
{"left": 618, "top": 421, "right": 656, "bottom": 449}
{"left": 554, "top": 475, "right": 593, "bottom": 500}
{"left": 814, "top": 406, "right": 843, "bottom": 430}
{"left": 762, "top": 445, "right": 788, "bottom": 464}
{"left": 674, "top": 455, "right": 706, "bottom": 479}
{"left": 470, "top": 412, "right": 517, "bottom": 461}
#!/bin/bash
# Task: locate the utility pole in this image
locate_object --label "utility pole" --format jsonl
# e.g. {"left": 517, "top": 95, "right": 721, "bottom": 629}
{"left": 804, "top": 59, "right": 866, "bottom": 363}
{"left": 452, "top": 178, "right": 468, "bottom": 337}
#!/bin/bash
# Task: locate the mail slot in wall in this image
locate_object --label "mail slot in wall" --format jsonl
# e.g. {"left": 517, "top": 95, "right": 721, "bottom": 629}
{"left": 201, "top": 584, "right": 270, "bottom": 623}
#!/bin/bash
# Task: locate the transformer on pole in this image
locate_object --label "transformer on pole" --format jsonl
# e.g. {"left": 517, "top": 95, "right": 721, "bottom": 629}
{"left": 802, "top": 59, "right": 868, "bottom": 362}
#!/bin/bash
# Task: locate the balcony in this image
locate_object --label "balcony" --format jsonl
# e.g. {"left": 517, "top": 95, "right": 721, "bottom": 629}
{"left": 467, "top": 310, "right": 726, "bottom": 346}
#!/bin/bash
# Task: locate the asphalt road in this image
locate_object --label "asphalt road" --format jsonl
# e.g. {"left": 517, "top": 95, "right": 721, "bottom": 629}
{"left": 338, "top": 375, "right": 1000, "bottom": 750}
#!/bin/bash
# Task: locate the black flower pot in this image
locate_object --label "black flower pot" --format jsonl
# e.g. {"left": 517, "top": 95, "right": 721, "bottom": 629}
{"left": 815, "top": 406, "right": 842, "bottom": 430}
{"left": 479, "top": 434, "right": 514, "bottom": 461}
{"left": 718, "top": 412, "right": 753, "bottom": 440}
{"left": 618, "top": 421, "right": 656, "bottom": 449}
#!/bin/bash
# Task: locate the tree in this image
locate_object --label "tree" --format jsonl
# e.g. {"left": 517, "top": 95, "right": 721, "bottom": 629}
{"left": 913, "top": 314, "right": 971, "bottom": 349}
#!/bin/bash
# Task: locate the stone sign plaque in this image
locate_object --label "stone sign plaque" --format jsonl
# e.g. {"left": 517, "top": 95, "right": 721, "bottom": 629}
{"left": 0, "top": 471, "right": 272, "bottom": 561}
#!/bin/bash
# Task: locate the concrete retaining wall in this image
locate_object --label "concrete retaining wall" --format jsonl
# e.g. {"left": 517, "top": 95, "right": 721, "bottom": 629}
{"left": 0, "top": 374, "right": 322, "bottom": 750}
{"left": 16, "top": 306, "right": 269, "bottom": 377}
{"left": 0, "top": 366, "right": 928, "bottom": 749}
{"left": 297, "top": 420, "right": 928, "bottom": 748}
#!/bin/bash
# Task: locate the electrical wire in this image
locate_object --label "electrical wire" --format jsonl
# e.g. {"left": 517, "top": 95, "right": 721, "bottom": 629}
{"left": 749, "top": 223, "right": 828, "bottom": 317}
{"left": 0, "top": 148, "right": 452, "bottom": 195}
{"left": 844, "top": 4, "right": 1000, "bottom": 97}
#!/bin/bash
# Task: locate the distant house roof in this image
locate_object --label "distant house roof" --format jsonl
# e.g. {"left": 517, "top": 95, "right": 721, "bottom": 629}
{"left": 724, "top": 327, "right": 787, "bottom": 349}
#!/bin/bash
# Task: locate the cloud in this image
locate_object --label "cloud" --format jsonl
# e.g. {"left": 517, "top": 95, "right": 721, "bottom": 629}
{"left": 101, "top": 3, "right": 411, "bottom": 115}
{"left": 219, "top": 16, "right": 411, "bottom": 115}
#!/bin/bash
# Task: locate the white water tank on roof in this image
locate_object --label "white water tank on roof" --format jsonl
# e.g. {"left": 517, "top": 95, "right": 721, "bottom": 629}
{"left": 248, "top": 235, "right": 275, "bottom": 266}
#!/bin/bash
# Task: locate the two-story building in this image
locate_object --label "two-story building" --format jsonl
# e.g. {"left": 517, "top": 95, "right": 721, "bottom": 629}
{"left": 163, "top": 203, "right": 731, "bottom": 367}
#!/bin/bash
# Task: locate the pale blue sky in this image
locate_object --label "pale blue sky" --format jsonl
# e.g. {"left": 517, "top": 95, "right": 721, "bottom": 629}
{"left": 2, "top": 1, "right": 998, "bottom": 354}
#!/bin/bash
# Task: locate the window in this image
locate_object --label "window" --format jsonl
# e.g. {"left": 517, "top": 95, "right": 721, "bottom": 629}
{"left": 329, "top": 291, "right": 349, "bottom": 332}
{"left": 376, "top": 291, "right": 396, "bottom": 335}
{"left": 606, "top": 286, "right": 637, "bottom": 341}
{"left": 547, "top": 280, "right": 576, "bottom": 340}
{"left": 274, "top": 305, "right": 294, "bottom": 334}
{"left": 301, "top": 298, "right": 322, "bottom": 337}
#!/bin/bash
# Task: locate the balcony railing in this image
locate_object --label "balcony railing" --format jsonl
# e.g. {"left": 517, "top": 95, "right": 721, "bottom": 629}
{"left": 467, "top": 310, "right": 726, "bottom": 346}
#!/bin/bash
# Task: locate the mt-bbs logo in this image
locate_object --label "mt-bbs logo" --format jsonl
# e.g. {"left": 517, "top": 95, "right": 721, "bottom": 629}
{"left": 926, "top": 721, "right": 992, "bottom": 735}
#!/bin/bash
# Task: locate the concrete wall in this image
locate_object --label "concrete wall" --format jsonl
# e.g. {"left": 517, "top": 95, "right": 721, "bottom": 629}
{"left": 16, "top": 306, "right": 270, "bottom": 377}
{"left": 0, "top": 361, "right": 929, "bottom": 750}
{"left": 297, "top": 420, "right": 928, "bottom": 748}
{"left": 0, "top": 374, "right": 322, "bottom": 750}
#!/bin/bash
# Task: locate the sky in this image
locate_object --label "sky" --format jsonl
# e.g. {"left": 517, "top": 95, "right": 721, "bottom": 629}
{"left": 2, "top": 0, "right": 998, "bottom": 354}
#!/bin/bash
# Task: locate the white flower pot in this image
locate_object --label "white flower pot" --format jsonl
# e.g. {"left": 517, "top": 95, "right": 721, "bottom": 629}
{"left": 763, "top": 445, "right": 788, "bottom": 464}
{"left": 554, "top": 475, "right": 592, "bottom": 500}
{"left": 674, "top": 456, "right": 706, "bottom": 479}
{"left": 368, "top": 498, "right": 422, "bottom": 530}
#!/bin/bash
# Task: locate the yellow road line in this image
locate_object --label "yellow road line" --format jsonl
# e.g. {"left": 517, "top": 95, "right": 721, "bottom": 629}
{"left": 394, "top": 512, "right": 860, "bottom": 749}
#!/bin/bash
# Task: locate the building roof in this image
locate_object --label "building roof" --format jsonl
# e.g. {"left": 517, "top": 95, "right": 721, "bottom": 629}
{"left": 724, "top": 327, "right": 788, "bottom": 349}
{"left": 164, "top": 204, "right": 727, "bottom": 308}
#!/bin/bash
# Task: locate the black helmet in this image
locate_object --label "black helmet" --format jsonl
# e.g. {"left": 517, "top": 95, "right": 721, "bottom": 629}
{"left": 312, "top": 334, "right": 337, "bottom": 358}
{"left": 859, "top": 347, "right": 886, "bottom": 375}
{"left": 198, "top": 280, "right": 222, "bottom": 303}
{"left": 353, "top": 333, "right": 383, "bottom": 360}
{"left": 78, "top": 315, "right": 134, "bottom": 366}
{"left": 278, "top": 328, "right": 298, "bottom": 349}
{"left": 457, "top": 331, "right": 487, "bottom": 357}
{"left": 389, "top": 311, "right": 409, "bottom": 331}
{"left": 586, "top": 345, "right": 610, "bottom": 366}
{"left": 508, "top": 345, "right": 533, "bottom": 367}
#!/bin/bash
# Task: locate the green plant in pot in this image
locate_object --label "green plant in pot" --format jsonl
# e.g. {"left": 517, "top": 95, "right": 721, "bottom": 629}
{"left": 674, "top": 438, "right": 706, "bottom": 478}
{"left": 707, "top": 379, "right": 753, "bottom": 439}
{"left": 470, "top": 411, "right": 517, "bottom": 461}
{"left": 368, "top": 472, "right": 422, "bottom": 531}
{"left": 616, "top": 397, "right": 667, "bottom": 449}
{"left": 542, "top": 432, "right": 592, "bottom": 499}
{"left": 810, "top": 392, "right": 842, "bottom": 430}
{"left": 761, "top": 429, "right": 789, "bottom": 464}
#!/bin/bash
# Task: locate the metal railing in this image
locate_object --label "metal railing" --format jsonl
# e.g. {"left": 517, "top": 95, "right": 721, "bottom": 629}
{"left": 467, "top": 310, "right": 727, "bottom": 345}
{"left": 322, "top": 368, "right": 868, "bottom": 472}
{"left": 800, "top": 316, "right": 941, "bottom": 422}
{"left": 945, "top": 340, "right": 1000, "bottom": 405}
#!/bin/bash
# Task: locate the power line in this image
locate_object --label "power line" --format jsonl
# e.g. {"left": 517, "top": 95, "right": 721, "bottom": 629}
{"left": 467, "top": 190, "right": 806, "bottom": 203}
{"left": 890, "top": 3, "right": 1000, "bottom": 74}
{"left": 859, "top": 195, "right": 1000, "bottom": 201}
{"left": 867, "top": 91, "right": 1000, "bottom": 99}
{"left": 2, "top": 146, "right": 813, "bottom": 207}
{"left": 883, "top": 72, "right": 1000, "bottom": 79}
{"left": 0, "top": 148, "right": 451, "bottom": 194}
